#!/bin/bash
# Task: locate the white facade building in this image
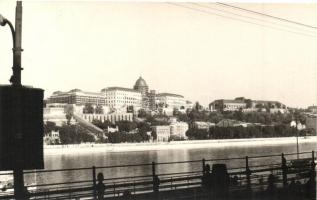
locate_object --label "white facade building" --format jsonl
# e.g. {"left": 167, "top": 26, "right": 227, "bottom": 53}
{"left": 156, "top": 93, "right": 186, "bottom": 110}
{"left": 47, "top": 89, "right": 106, "bottom": 105}
{"left": 170, "top": 121, "right": 188, "bottom": 139}
{"left": 44, "top": 130, "right": 61, "bottom": 145}
{"left": 152, "top": 126, "right": 171, "bottom": 142}
{"left": 44, "top": 103, "right": 69, "bottom": 126}
{"left": 101, "top": 87, "right": 142, "bottom": 112}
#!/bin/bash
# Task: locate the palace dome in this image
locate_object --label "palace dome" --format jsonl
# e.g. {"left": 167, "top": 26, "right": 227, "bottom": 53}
{"left": 134, "top": 76, "right": 148, "bottom": 87}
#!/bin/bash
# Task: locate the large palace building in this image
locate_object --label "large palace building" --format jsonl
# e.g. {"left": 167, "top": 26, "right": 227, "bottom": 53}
{"left": 47, "top": 77, "right": 188, "bottom": 112}
{"left": 101, "top": 87, "right": 142, "bottom": 111}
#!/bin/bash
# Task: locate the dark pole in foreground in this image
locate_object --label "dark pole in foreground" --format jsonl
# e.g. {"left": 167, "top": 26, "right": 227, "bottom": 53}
{"left": 13, "top": 2, "right": 25, "bottom": 199}
{"left": 0, "top": 2, "right": 25, "bottom": 199}
{"left": 11, "top": 1, "right": 23, "bottom": 87}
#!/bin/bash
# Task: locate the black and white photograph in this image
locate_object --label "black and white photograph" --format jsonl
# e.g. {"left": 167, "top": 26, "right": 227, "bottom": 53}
{"left": 0, "top": 0, "right": 316, "bottom": 199}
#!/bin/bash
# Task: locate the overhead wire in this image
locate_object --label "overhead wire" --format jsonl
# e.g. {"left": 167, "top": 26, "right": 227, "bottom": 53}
{"left": 193, "top": 3, "right": 317, "bottom": 36}
{"left": 166, "top": 2, "right": 317, "bottom": 39}
{"left": 217, "top": 2, "right": 317, "bottom": 30}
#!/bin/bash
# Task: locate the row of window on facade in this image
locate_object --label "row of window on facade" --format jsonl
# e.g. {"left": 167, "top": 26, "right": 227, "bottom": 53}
{"left": 82, "top": 113, "right": 133, "bottom": 123}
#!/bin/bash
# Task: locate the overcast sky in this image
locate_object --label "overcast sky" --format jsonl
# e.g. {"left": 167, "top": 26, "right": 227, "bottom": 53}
{"left": 0, "top": 1, "right": 316, "bottom": 108}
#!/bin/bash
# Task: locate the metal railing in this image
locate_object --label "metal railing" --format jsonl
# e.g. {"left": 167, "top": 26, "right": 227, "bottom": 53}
{"left": 0, "top": 151, "right": 315, "bottom": 199}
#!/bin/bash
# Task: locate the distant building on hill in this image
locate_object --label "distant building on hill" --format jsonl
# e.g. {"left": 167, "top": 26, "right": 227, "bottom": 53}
{"left": 44, "top": 103, "right": 76, "bottom": 126}
{"left": 192, "top": 121, "right": 215, "bottom": 130}
{"left": 209, "top": 97, "right": 287, "bottom": 113}
{"left": 305, "top": 114, "right": 317, "bottom": 133}
{"left": 44, "top": 130, "right": 61, "bottom": 145}
{"left": 210, "top": 99, "right": 246, "bottom": 112}
{"left": 47, "top": 89, "right": 105, "bottom": 105}
{"left": 308, "top": 105, "right": 317, "bottom": 113}
{"left": 152, "top": 120, "right": 189, "bottom": 141}
{"left": 252, "top": 100, "right": 286, "bottom": 109}
{"left": 152, "top": 125, "right": 170, "bottom": 142}
{"left": 156, "top": 93, "right": 186, "bottom": 110}
{"left": 170, "top": 121, "right": 189, "bottom": 139}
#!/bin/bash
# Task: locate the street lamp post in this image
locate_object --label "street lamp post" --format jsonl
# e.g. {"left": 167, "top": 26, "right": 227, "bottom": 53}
{"left": 0, "top": 10, "right": 23, "bottom": 86}
{"left": 0, "top": 2, "right": 25, "bottom": 199}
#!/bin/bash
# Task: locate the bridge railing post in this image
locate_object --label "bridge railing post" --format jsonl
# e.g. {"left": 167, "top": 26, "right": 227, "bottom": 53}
{"left": 311, "top": 151, "right": 316, "bottom": 172}
{"left": 281, "top": 153, "right": 288, "bottom": 188}
{"left": 245, "top": 156, "right": 252, "bottom": 196}
{"left": 310, "top": 151, "right": 316, "bottom": 199}
{"left": 92, "top": 166, "right": 97, "bottom": 200}
{"left": 152, "top": 161, "right": 159, "bottom": 193}
{"left": 202, "top": 158, "right": 205, "bottom": 175}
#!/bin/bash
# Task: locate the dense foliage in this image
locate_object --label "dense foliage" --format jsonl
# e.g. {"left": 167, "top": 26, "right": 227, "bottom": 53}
{"left": 174, "top": 107, "right": 306, "bottom": 126}
{"left": 186, "top": 126, "right": 315, "bottom": 140}
{"left": 92, "top": 120, "right": 153, "bottom": 143}
{"left": 58, "top": 124, "right": 95, "bottom": 144}
{"left": 105, "top": 131, "right": 150, "bottom": 143}
{"left": 44, "top": 122, "right": 95, "bottom": 144}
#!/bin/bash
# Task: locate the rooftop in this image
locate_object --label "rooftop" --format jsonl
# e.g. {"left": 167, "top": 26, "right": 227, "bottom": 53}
{"left": 50, "top": 89, "right": 103, "bottom": 97}
{"left": 157, "top": 93, "right": 184, "bottom": 98}
{"left": 101, "top": 87, "right": 141, "bottom": 93}
{"left": 212, "top": 99, "right": 245, "bottom": 104}
{"left": 253, "top": 100, "right": 281, "bottom": 104}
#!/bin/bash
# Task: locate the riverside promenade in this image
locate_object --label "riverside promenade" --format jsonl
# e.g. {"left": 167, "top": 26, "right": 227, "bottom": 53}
{"left": 0, "top": 151, "right": 316, "bottom": 200}
{"left": 44, "top": 136, "right": 317, "bottom": 154}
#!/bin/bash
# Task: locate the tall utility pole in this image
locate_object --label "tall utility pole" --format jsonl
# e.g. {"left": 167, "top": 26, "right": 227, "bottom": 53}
{"left": 11, "top": 1, "right": 23, "bottom": 86}
{"left": 12, "top": 2, "right": 25, "bottom": 199}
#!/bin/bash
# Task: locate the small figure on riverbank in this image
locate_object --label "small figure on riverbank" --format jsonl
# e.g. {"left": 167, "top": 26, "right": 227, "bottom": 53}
{"left": 96, "top": 173, "right": 106, "bottom": 200}
{"left": 202, "top": 164, "right": 212, "bottom": 198}
{"left": 202, "top": 164, "right": 212, "bottom": 188}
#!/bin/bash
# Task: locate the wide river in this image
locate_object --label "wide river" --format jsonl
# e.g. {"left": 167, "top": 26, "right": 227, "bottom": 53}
{"left": 22, "top": 141, "right": 317, "bottom": 186}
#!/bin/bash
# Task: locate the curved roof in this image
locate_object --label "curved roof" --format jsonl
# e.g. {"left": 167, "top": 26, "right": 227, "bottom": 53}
{"left": 134, "top": 76, "right": 148, "bottom": 87}
{"left": 52, "top": 91, "right": 63, "bottom": 95}
{"left": 69, "top": 89, "right": 82, "bottom": 92}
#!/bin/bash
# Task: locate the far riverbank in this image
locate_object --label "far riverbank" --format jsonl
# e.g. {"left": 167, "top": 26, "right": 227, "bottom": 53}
{"left": 44, "top": 136, "right": 317, "bottom": 155}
